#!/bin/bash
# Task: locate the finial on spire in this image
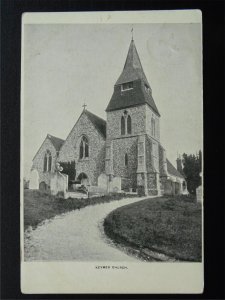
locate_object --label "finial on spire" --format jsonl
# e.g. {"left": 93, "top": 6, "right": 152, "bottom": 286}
{"left": 82, "top": 102, "right": 87, "bottom": 110}
{"left": 131, "top": 27, "right": 134, "bottom": 41}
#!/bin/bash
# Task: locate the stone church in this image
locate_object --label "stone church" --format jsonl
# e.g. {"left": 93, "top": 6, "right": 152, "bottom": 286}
{"left": 31, "top": 38, "right": 186, "bottom": 196}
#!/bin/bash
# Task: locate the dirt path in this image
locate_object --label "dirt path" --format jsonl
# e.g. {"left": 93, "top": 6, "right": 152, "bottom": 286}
{"left": 24, "top": 196, "right": 148, "bottom": 261}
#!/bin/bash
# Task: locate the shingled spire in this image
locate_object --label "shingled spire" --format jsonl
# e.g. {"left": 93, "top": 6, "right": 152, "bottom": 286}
{"left": 115, "top": 39, "right": 150, "bottom": 87}
{"left": 106, "top": 38, "right": 160, "bottom": 116}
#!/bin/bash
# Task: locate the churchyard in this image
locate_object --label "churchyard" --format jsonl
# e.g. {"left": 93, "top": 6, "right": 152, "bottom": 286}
{"left": 104, "top": 195, "right": 202, "bottom": 262}
{"left": 24, "top": 190, "right": 136, "bottom": 230}
{"left": 24, "top": 189, "right": 201, "bottom": 262}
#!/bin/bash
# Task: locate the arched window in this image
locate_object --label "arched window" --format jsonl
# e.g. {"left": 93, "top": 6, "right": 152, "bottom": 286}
{"left": 48, "top": 154, "right": 52, "bottom": 172}
{"left": 125, "top": 153, "right": 128, "bottom": 166}
{"left": 127, "top": 115, "right": 132, "bottom": 134}
{"left": 79, "top": 141, "right": 83, "bottom": 159}
{"left": 151, "top": 118, "right": 155, "bottom": 137}
{"left": 43, "top": 150, "right": 52, "bottom": 172}
{"left": 43, "top": 154, "right": 47, "bottom": 172}
{"left": 79, "top": 136, "right": 89, "bottom": 159}
{"left": 121, "top": 116, "right": 125, "bottom": 135}
{"left": 85, "top": 138, "right": 89, "bottom": 157}
{"left": 121, "top": 112, "right": 132, "bottom": 135}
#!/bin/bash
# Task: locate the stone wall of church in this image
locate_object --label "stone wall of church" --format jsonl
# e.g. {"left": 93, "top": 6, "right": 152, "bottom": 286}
{"left": 146, "top": 173, "right": 158, "bottom": 195}
{"left": 31, "top": 138, "right": 58, "bottom": 188}
{"left": 145, "top": 135, "right": 158, "bottom": 173}
{"left": 159, "top": 143, "right": 169, "bottom": 178}
{"left": 58, "top": 113, "right": 105, "bottom": 186}
{"left": 107, "top": 105, "right": 146, "bottom": 139}
{"left": 145, "top": 104, "right": 160, "bottom": 141}
{"left": 145, "top": 135, "right": 159, "bottom": 195}
{"left": 112, "top": 136, "right": 138, "bottom": 191}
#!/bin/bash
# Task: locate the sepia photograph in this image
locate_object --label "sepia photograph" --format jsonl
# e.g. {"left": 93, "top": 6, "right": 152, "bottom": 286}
{"left": 21, "top": 10, "right": 203, "bottom": 293}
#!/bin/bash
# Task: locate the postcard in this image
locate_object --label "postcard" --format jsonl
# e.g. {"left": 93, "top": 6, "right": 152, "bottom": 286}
{"left": 21, "top": 10, "right": 203, "bottom": 294}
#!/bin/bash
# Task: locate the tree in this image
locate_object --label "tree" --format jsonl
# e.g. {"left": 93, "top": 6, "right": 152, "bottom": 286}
{"left": 182, "top": 150, "right": 202, "bottom": 195}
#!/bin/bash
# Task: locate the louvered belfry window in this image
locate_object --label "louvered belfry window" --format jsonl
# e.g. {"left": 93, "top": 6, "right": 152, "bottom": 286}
{"left": 125, "top": 153, "right": 128, "bottom": 166}
{"left": 121, "top": 81, "right": 133, "bottom": 91}
{"left": 121, "top": 113, "right": 132, "bottom": 135}
{"left": 127, "top": 115, "right": 132, "bottom": 134}
{"left": 121, "top": 116, "right": 125, "bottom": 135}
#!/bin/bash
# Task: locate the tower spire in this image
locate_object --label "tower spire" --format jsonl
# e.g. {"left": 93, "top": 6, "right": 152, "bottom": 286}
{"left": 106, "top": 38, "right": 160, "bottom": 116}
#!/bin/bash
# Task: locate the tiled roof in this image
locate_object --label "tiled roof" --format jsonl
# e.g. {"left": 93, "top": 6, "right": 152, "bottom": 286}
{"left": 84, "top": 110, "right": 106, "bottom": 138}
{"left": 47, "top": 134, "right": 64, "bottom": 151}
{"left": 32, "top": 134, "right": 64, "bottom": 161}
{"left": 166, "top": 159, "right": 184, "bottom": 179}
{"left": 106, "top": 39, "right": 160, "bottom": 116}
{"left": 106, "top": 80, "right": 160, "bottom": 116}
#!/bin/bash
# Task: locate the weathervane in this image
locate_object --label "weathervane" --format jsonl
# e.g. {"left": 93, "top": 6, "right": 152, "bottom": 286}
{"left": 82, "top": 102, "right": 87, "bottom": 110}
{"left": 131, "top": 27, "right": 134, "bottom": 40}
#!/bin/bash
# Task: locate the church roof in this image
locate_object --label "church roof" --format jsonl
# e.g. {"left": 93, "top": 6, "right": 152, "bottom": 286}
{"left": 32, "top": 134, "right": 64, "bottom": 161}
{"left": 47, "top": 134, "right": 64, "bottom": 151}
{"left": 167, "top": 159, "right": 184, "bottom": 179}
{"left": 106, "top": 81, "right": 160, "bottom": 115}
{"left": 84, "top": 110, "right": 106, "bottom": 138}
{"left": 106, "top": 39, "right": 160, "bottom": 116}
{"left": 115, "top": 39, "right": 150, "bottom": 86}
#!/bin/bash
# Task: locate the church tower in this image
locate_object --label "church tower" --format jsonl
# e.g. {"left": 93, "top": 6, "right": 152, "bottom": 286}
{"left": 105, "top": 37, "right": 161, "bottom": 195}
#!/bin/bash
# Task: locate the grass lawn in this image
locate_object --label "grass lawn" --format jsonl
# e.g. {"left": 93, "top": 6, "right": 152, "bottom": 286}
{"left": 104, "top": 195, "right": 202, "bottom": 262}
{"left": 24, "top": 190, "right": 136, "bottom": 230}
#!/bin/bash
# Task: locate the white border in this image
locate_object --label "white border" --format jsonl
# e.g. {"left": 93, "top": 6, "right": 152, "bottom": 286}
{"left": 22, "top": 10, "right": 202, "bottom": 24}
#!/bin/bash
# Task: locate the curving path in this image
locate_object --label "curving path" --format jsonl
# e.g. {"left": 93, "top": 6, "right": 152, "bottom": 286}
{"left": 24, "top": 196, "right": 148, "bottom": 261}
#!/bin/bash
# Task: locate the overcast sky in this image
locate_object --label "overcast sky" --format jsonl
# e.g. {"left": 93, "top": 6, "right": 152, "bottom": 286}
{"left": 23, "top": 23, "right": 202, "bottom": 179}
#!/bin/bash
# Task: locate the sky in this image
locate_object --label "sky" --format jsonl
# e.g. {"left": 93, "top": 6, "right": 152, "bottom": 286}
{"left": 22, "top": 23, "right": 202, "bottom": 179}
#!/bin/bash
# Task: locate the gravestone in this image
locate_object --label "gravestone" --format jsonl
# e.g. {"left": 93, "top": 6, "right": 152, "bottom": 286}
{"left": 39, "top": 181, "right": 48, "bottom": 191}
{"left": 98, "top": 173, "right": 108, "bottom": 192}
{"left": 29, "top": 169, "right": 39, "bottom": 189}
{"left": 97, "top": 173, "right": 121, "bottom": 193}
{"left": 109, "top": 176, "right": 121, "bottom": 193}
{"left": 50, "top": 172, "right": 68, "bottom": 197}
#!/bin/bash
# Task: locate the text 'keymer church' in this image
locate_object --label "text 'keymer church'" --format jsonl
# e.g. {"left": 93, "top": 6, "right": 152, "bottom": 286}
{"left": 30, "top": 37, "right": 187, "bottom": 196}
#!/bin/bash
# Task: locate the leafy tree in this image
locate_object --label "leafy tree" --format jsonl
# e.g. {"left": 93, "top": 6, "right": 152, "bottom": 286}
{"left": 182, "top": 150, "right": 202, "bottom": 195}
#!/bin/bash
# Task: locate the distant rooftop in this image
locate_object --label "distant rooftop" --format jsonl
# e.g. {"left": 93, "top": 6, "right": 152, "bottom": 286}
{"left": 47, "top": 134, "right": 64, "bottom": 151}
{"left": 167, "top": 159, "right": 184, "bottom": 179}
